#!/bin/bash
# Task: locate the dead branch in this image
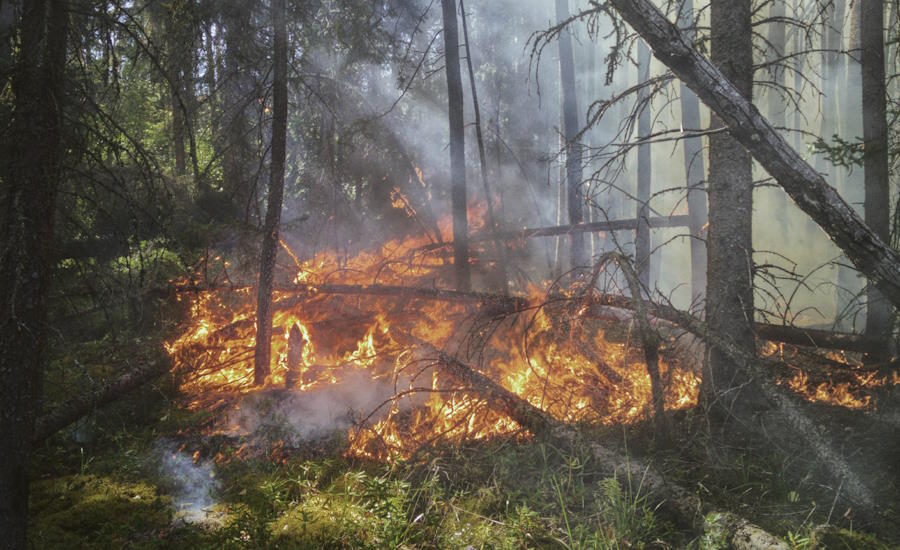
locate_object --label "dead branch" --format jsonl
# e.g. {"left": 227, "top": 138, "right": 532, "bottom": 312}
{"left": 418, "top": 215, "right": 692, "bottom": 252}
{"left": 402, "top": 330, "right": 786, "bottom": 548}
{"left": 576, "top": 292, "right": 877, "bottom": 513}
{"left": 580, "top": 294, "right": 885, "bottom": 354}
{"left": 33, "top": 357, "right": 172, "bottom": 444}
{"left": 586, "top": 252, "right": 666, "bottom": 433}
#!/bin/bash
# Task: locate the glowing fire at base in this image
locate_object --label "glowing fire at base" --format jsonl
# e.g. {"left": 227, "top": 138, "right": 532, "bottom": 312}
{"left": 166, "top": 213, "right": 707, "bottom": 461}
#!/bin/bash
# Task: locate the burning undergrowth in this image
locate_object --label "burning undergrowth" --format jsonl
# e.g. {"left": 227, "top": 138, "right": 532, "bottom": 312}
{"left": 165, "top": 211, "right": 892, "bottom": 465}
{"left": 166, "top": 211, "right": 705, "bottom": 462}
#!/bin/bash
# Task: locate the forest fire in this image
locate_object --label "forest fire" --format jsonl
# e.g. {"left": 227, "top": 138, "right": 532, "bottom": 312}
{"left": 164, "top": 202, "right": 898, "bottom": 462}
{"left": 165, "top": 215, "right": 708, "bottom": 460}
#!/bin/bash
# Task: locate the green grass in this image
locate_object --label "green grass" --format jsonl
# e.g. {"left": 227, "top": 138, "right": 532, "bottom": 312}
{"left": 27, "top": 333, "right": 898, "bottom": 548}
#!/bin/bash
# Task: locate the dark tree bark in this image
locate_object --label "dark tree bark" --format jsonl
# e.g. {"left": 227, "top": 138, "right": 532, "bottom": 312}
{"left": 766, "top": 0, "right": 788, "bottom": 220}
{"left": 441, "top": 0, "right": 470, "bottom": 291}
{"left": 221, "top": 1, "right": 254, "bottom": 221}
{"left": 704, "top": 0, "right": 762, "bottom": 412}
{"left": 604, "top": 0, "right": 900, "bottom": 312}
{"left": 166, "top": 6, "right": 187, "bottom": 176}
{"left": 861, "top": 0, "right": 892, "bottom": 347}
{"left": 459, "top": 0, "right": 508, "bottom": 293}
{"left": 677, "top": 0, "right": 707, "bottom": 302}
{"left": 253, "top": 0, "right": 288, "bottom": 385}
{"left": 555, "top": 0, "right": 585, "bottom": 269}
{"left": 0, "top": 0, "right": 67, "bottom": 545}
{"left": 636, "top": 39, "right": 652, "bottom": 288}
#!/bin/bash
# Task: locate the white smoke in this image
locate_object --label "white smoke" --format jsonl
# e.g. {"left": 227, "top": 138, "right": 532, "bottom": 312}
{"left": 155, "top": 440, "right": 220, "bottom": 524}
{"left": 223, "top": 370, "right": 414, "bottom": 445}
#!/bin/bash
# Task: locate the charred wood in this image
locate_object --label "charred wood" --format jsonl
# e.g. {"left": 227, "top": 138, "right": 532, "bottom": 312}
{"left": 404, "top": 331, "right": 786, "bottom": 548}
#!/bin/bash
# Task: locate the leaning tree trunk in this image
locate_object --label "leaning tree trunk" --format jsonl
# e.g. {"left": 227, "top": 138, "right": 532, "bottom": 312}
{"left": 0, "top": 0, "right": 67, "bottom": 546}
{"left": 441, "top": 0, "right": 470, "bottom": 291}
{"left": 860, "top": 0, "right": 892, "bottom": 351}
{"left": 677, "top": 0, "right": 707, "bottom": 303}
{"left": 556, "top": 0, "right": 585, "bottom": 270}
{"left": 604, "top": 0, "right": 900, "bottom": 311}
{"left": 704, "top": 0, "right": 763, "bottom": 414}
{"left": 253, "top": 0, "right": 288, "bottom": 385}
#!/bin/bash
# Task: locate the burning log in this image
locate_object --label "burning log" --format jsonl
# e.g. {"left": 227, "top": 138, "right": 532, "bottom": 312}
{"left": 403, "top": 331, "right": 786, "bottom": 548}
{"left": 753, "top": 324, "right": 884, "bottom": 355}
{"left": 395, "top": 331, "right": 557, "bottom": 433}
{"left": 284, "top": 323, "right": 305, "bottom": 389}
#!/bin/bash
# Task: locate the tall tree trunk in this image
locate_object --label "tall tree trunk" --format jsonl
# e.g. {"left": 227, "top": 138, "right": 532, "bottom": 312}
{"left": 704, "top": 0, "right": 761, "bottom": 412}
{"left": 167, "top": 6, "right": 186, "bottom": 176}
{"left": 767, "top": 0, "right": 788, "bottom": 220}
{"left": 606, "top": 0, "right": 900, "bottom": 310}
{"left": 835, "top": 1, "right": 860, "bottom": 329}
{"left": 459, "top": 0, "right": 508, "bottom": 294}
{"left": 200, "top": 20, "right": 217, "bottom": 195}
{"left": 791, "top": 0, "right": 804, "bottom": 153}
{"left": 636, "top": 39, "right": 652, "bottom": 289}
{"left": 441, "top": 0, "right": 470, "bottom": 291}
{"left": 253, "top": 0, "right": 288, "bottom": 385}
{"left": 678, "top": 0, "right": 707, "bottom": 302}
{"left": 222, "top": 1, "right": 253, "bottom": 221}
{"left": 556, "top": 0, "right": 585, "bottom": 270}
{"left": 860, "top": 0, "right": 892, "bottom": 350}
{"left": 0, "top": 0, "right": 67, "bottom": 545}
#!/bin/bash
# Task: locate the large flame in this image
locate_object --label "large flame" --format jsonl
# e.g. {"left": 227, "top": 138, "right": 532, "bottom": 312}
{"left": 170, "top": 204, "right": 895, "bottom": 460}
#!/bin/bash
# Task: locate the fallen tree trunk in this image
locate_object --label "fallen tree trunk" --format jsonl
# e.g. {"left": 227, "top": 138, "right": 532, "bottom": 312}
{"left": 32, "top": 358, "right": 171, "bottom": 445}
{"left": 603, "top": 0, "right": 900, "bottom": 309}
{"left": 582, "top": 294, "right": 883, "bottom": 354}
{"left": 576, "top": 292, "right": 877, "bottom": 513}
{"left": 418, "top": 215, "right": 692, "bottom": 252}
{"left": 176, "top": 282, "right": 528, "bottom": 312}
{"left": 404, "top": 331, "right": 786, "bottom": 549}
{"left": 479, "top": 214, "right": 691, "bottom": 241}
{"left": 753, "top": 324, "right": 883, "bottom": 354}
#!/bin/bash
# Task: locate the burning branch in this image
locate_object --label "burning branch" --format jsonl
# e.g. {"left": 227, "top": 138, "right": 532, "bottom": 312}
{"left": 400, "top": 330, "right": 785, "bottom": 548}
{"left": 575, "top": 290, "right": 879, "bottom": 513}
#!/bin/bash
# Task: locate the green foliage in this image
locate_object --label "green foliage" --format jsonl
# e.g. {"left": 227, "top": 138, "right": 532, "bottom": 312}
{"left": 29, "top": 475, "right": 172, "bottom": 549}
{"left": 810, "top": 134, "right": 865, "bottom": 169}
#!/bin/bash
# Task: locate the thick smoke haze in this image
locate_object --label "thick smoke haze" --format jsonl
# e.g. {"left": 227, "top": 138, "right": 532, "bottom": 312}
{"left": 273, "top": 0, "right": 886, "bottom": 331}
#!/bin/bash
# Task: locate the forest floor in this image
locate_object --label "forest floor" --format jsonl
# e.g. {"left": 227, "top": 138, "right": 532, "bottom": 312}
{"left": 29, "top": 324, "right": 897, "bottom": 549}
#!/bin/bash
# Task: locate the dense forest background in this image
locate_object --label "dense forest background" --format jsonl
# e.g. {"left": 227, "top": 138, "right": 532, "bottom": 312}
{"left": 1, "top": 0, "right": 899, "bottom": 547}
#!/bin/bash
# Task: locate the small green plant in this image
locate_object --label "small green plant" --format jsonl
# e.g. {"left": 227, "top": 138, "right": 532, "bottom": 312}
{"left": 594, "top": 474, "right": 658, "bottom": 549}
{"left": 78, "top": 447, "right": 93, "bottom": 475}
